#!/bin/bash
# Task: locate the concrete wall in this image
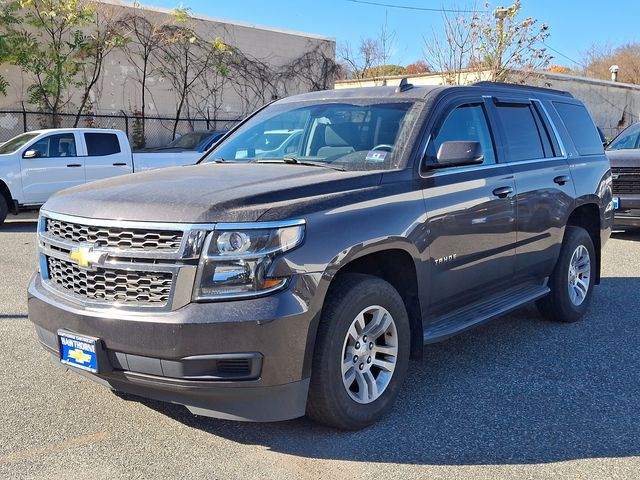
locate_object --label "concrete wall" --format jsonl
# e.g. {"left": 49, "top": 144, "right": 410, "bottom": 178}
{"left": 336, "top": 71, "right": 640, "bottom": 139}
{"left": 0, "top": 0, "right": 335, "bottom": 120}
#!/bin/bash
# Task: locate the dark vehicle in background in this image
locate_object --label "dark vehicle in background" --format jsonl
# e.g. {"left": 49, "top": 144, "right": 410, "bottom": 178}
{"left": 28, "top": 81, "right": 612, "bottom": 430}
{"left": 137, "top": 130, "right": 228, "bottom": 153}
{"left": 606, "top": 122, "right": 640, "bottom": 228}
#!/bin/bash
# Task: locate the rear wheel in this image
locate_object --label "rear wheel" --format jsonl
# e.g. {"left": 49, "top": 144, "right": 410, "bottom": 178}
{"left": 0, "top": 195, "right": 8, "bottom": 227}
{"left": 536, "top": 226, "right": 595, "bottom": 322}
{"left": 307, "top": 274, "right": 410, "bottom": 430}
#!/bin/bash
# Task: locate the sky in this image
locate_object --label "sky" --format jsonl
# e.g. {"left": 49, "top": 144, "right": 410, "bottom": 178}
{"left": 140, "top": 0, "right": 640, "bottom": 69}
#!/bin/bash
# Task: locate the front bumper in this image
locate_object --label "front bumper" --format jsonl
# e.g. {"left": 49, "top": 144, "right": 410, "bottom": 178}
{"left": 614, "top": 195, "right": 640, "bottom": 228}
{"left": 614, "top": 210, "right": 640, "bottom": 228}
{"left": 28, "top": 272, "right": 322, "bottom": 422}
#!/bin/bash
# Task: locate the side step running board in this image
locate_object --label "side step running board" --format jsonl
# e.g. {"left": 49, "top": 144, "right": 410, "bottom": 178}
{"left": 423, "top": 284, "right": 550, "bottom": 344}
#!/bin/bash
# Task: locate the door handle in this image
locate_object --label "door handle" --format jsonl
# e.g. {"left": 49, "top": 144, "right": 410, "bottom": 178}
{"left": 554, "top": 175, "right": 569, "bottom": 185}
{"left": 492, "top": 186, "right": 513, "bottom": 198}
{"left": 66, "top": 164, "right": 82, "bottom": 168}
{"left": 113, "top": 162, "right": 127, "bottom": 166}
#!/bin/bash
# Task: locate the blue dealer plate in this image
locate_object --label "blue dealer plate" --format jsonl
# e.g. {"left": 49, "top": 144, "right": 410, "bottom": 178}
{"left": 613, "top": 197, "right": 620, "bottom": 210}
{"left": 58, "top": 331, "right": 99, "bottom": 373}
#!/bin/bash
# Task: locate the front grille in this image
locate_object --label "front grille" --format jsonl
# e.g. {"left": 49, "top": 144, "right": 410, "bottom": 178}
{"left": 612, "top": 167, "right": 640, "bottom": 195}
{"left": 45, "top": 218, "right": 183, "bottom": 251}
{"left": 46, "top": 256, "right": 173, "bottom": 305}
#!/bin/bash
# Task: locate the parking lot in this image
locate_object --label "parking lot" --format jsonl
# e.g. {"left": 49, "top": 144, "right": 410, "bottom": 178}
{"left": 1, "top": 212, "right": 639, "bottom": 480}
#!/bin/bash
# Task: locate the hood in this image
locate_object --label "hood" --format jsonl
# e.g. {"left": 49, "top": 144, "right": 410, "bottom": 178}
{"left": 43, "top": 163, "right": 383, "bottom": 223}
{"left": 605, "top": 149, "right": 640, "bottom": 168}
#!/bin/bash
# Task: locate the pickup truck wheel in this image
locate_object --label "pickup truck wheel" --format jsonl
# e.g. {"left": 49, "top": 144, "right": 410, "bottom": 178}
{"left": 307, "top": 273, "right": 410, "bottom": 430}
{"left": 0, "top": 195, "right": 8, "bottom": 227}
{"left": 536, "top": 226, "right": 595, "bottom": 323}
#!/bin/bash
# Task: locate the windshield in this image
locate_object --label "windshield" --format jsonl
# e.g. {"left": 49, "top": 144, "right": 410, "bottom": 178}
{"left": 607, "top": 123, "right": 640, "bottom": 151}
{"left": 202, "top": 100, "right": 420, "bottom": 171}
{"left": 167, "top": 132, "right": 211, "bottom": 149}
{"left": 0, "top": 133, "right": 39, "bottom": 154}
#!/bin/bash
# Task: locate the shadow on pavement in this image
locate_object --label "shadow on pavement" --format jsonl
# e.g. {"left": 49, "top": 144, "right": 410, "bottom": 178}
{"left": 0, "top": 219, "right": 37, "bottom": 233}
{"left": 113, "top": 276, "right": 640, "bottom": 465}
{"left": 611, "top": 229, "right": 640, "bottom": 241}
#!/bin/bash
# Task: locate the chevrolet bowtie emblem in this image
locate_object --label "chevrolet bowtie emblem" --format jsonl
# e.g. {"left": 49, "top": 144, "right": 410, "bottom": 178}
{"left": 68, "top": 348, "right": 92, "bottom": 364}
{"left": 69, "top": 244, "right": 106, "bottom": 269}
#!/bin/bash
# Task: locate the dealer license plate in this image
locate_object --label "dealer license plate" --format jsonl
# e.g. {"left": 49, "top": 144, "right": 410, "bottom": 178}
{"left": 58, "top": 331, "right": 99, "bottom": 373}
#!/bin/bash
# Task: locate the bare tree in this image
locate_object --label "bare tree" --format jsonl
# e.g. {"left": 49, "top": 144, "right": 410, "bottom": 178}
{"left": 281, "top": 42, "right": 340, "bottom": 92}
{"left": 190, "top": 38, "right": 232, "bottom": 127}
{"left": 583, "top": 43, "right": 640, "bottom": 84}
{"left": 424, "top": 1, "right": 551, "bottom": 85}
{"left": 74, "top": 3, "right": 126, "bottom": 126}
{"left": 423, "top": 9, "right": 479, "bottom": 85}
{"left": 338, "top": 39, "right": 380, "bottom": 79}
{"left": 226, "top": 47, "right": 280, "bottom": 116}
{"left": 338, "top": 19, "right": 397, "bottom": 80}
{"left": 158, "top": 25, "right": 209, "bottom": 138}
{"left": 118, "top": 1, "right": 172, "bottom": 144}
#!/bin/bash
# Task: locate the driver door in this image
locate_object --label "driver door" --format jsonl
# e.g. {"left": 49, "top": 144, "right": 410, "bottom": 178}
{"left": 20, "top": 132, "right": 85, "bottom": 204}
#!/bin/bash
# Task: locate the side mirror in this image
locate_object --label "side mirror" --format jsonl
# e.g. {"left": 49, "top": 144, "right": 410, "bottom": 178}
{"left": 431, "top": 141, "right": 484, "bottom": 168}
{"left": 23, "top": 149, "right": 41, "bottom": 159}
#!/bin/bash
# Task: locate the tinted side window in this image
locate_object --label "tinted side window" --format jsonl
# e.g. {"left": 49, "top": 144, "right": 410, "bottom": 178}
{"left": 84, "top": 133, "right": 121, "bottom": 156}
{"left": 431, "top": 104, "right": 496, "bottom": 165}
{"left": 495, "top": 104, "right": 544, "bottom": 161}
{"left": 29, "top": 133, "right": 77, "bottom": 158}
{"left": 608, "top": 124, "right": 640, "bottom": 151}
{"left": 553, "top": 102, "right": 603, "bottom": 156}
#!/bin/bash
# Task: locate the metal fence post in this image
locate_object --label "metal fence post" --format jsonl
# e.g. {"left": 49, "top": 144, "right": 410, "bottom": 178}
{"left": 121, "top": 110, "right": 129, "bottom": 137}
{"left": 21, "top": 102, "right": 27, "bottom": 133}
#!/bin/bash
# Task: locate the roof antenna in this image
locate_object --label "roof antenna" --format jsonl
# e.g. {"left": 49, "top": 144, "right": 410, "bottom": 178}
{"left": 395, "top": 77, "right": 414, "bottom": 93}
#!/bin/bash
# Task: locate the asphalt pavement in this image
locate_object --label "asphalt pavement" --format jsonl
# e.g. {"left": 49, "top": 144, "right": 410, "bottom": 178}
{"left": 1, "top": 211, "right": 639, "bottom": 479}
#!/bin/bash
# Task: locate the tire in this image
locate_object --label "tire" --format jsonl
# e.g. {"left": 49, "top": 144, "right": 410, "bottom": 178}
{"left": 307, "top": 273, "right": 410, "bottom": 430}
{"left": 0, "top": 195, "right": 8, "bottom": 227}
{"left": 536, "top": 226, "right": 596, "bottom": 323}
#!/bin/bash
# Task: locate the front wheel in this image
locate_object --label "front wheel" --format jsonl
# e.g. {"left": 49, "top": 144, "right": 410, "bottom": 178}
{"left": 536, "top": 226, "right": 596, "bottom": 322}
{"left": 306, "top": 274, "right": 410, "bottom": 430}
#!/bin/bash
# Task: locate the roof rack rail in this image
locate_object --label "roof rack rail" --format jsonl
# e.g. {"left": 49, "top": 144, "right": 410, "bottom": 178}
{"left": 396, "top": 77, "right": 414, "bottom": 93}
{"left": 472, "top": 81, "right": 573, "bottom": 98}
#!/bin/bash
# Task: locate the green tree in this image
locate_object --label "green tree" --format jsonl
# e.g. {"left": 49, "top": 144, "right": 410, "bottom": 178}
{"left": 0, "top": 1, "right": 20, "bottom": 95}
{"left": 9, "top": 0, "right": 95, "bottom": 125}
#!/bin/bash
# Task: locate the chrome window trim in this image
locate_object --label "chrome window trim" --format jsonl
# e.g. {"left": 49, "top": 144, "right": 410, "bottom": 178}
{"left": 531, "top": 99, "right": 568, "bottom": 158}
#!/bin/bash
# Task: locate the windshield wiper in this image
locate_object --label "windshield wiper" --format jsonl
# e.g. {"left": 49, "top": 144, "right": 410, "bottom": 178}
{"left": 254, "top": 156, "right": 346, "bottom": 171}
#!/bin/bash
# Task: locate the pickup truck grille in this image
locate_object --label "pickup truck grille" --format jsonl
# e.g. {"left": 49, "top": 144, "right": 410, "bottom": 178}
{"left": 45, "top": 217, "right": 183, "bottom": 251}
{"left": 612, "top": 167, "right": 640, "bottom": 195}
{"left": 47, "top": 256, "right": 173, "bottom": 305}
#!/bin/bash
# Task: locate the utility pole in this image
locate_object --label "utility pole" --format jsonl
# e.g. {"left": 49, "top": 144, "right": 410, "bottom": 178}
{"left": 494, "top": 6, "right": 509, "bottom": 81}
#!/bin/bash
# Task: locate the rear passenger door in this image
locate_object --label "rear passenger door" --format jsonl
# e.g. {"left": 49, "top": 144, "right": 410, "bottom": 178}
{"left": 488, "top": 97, "right": 574, "bottom": 281}
{"left": 421, "top": 99, "right": 517, "bottom": 312}
{"left": 83, "top": 132, "right": 131, "bottom": 183}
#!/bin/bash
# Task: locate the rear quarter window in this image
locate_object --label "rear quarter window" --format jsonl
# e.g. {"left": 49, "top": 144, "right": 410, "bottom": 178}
{"left": 85, "top": 133, "right": 121, "bottom": 156}
{"left": 553, "top": 102, "right": 603, "bottom": 156}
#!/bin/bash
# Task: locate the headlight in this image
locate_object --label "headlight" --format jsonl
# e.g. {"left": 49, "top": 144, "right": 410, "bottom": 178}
{"left": 193, "top": 220, "right": 305, "bottom": 301}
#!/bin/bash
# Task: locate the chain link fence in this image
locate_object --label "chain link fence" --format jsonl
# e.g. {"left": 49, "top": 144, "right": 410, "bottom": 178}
{"left": 0, "top": 109, "right": 242, "bottom": 149}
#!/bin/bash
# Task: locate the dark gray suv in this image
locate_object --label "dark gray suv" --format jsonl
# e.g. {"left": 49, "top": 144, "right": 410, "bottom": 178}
{"left": 28, "top": 81, "right": 613, "bottom": 430}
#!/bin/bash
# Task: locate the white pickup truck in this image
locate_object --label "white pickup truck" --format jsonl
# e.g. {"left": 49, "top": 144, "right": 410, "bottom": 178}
{"left": 0, "top": 128, "right": 201, "bottom": 225}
